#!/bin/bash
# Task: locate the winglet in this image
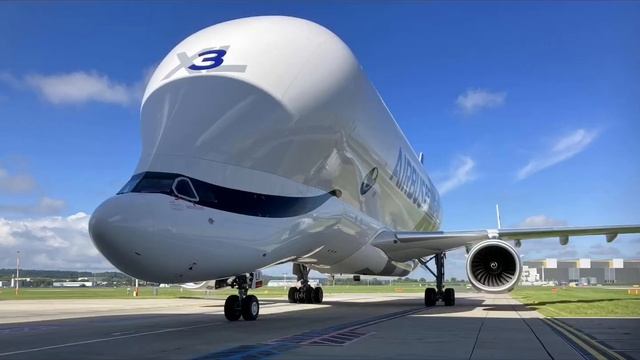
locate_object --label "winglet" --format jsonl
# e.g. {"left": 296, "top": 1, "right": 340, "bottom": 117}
{"left": 495, "top": 204, "right": 502, "bottom": 229}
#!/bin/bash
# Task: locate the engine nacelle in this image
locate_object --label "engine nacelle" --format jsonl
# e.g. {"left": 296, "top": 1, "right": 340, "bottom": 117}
{"left": 466, "top": 240, "right": 522, "bottom": 293}
{"left": 181, "top": 271, "right": 264, "bottom": 291}
{"left": 181, "top": 280, "right": 217, "bottom": 290}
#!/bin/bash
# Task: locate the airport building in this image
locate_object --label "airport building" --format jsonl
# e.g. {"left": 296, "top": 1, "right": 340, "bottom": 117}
{"left": 521, "top": 266, "right": 541, "bottom": 283}
{"left": 52, "top": 281, "right": 95, "bottom": 288}
{"left": 9, "top": 277, "right": 32, "bottom": 288}
{"left": 523, "top": 259, "right": 640, "bottom": 285}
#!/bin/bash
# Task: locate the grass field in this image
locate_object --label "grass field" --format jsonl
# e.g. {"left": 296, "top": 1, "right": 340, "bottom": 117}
{"left": 0, "top": 283, "right": 470, "bottom": 301}
{"left": 511, "top": 286, "right": 640, "bottom": 317}
{"left": 5, "top": 285, "right": 638, "bottom": 318}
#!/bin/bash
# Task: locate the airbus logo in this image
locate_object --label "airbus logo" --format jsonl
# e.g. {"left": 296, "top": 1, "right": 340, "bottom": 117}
{"left": 360, "top": 167, "right": 378, "bottom": 195}
{"left": 162, "top": 46, "right": 248, "bottom": 80}
{"left": 389, "top": 148, "right": 438, "bottom": 213}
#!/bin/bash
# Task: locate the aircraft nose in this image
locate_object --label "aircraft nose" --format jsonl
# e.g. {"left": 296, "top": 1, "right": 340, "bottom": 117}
{"left": 90, "top": 196, "right": 136, "bottom": 273}
{"left": 89, "top": 195, "right": 160, "bottom": 280}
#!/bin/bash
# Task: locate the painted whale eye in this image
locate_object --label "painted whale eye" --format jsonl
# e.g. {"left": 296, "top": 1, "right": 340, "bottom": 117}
{"left": 172, "top": 177, "right": 199, "bottom": 202}
{"left": 360, "top": 167, "right": 379, "bottom": 195}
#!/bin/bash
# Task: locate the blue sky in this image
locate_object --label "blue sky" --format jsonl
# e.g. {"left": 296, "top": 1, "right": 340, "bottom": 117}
{"left": 0, "top": 2, "right": 638, "bottom": 278}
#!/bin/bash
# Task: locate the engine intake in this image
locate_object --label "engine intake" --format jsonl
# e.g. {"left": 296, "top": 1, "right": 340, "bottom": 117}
{"left": 466, "top": 240, "right": 521, "bottom": 293}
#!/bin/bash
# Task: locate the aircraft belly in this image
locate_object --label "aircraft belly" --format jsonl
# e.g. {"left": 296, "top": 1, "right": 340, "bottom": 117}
{"left": 317, "top": 244, "right": 418, "bottom": 277}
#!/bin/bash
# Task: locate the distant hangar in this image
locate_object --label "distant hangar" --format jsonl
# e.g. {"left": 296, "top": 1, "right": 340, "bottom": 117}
{"left": 523, "top": 259, "right": 640, "bottom": 285}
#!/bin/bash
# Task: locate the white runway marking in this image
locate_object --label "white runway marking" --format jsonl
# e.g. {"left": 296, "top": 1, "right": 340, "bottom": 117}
{"left": 0, "top": 300, "right": 330, "bottom": 357}
{"left": 0, "top": 322, "right": 216, "bottom": 357}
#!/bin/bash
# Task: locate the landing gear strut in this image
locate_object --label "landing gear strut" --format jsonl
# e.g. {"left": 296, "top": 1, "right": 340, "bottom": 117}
{"left": 288, "top": 263, "right": 323, "bottom": 304}
{"left": 419, "top": 252, "right": 455, "bottom": 307}
{"left": 224, "top": 273, "right": 260, "bottom": 321}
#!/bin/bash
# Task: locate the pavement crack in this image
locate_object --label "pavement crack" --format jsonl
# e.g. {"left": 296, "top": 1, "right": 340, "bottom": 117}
{"left": 468, "top": 310, "right": 488, "bottom": 360}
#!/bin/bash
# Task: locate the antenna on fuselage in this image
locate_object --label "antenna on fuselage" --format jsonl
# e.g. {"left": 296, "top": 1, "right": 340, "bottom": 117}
{"left": 495, "top": 204, "right": 502, "bottom": 229}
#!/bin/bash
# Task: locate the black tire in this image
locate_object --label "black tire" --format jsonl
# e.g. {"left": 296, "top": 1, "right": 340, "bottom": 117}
{"left": 224, "top": 295, "right": 241, "bottom": 321}
{"left": 288, "top": 287, "right": 298, "bottom": 303}
{"left": 444, "top": 288, "right": 455, "bottom": 306}
{"left": 424, "top": 287, "right": 437, "bottom": 307}
{"left": 303, "top": 285, "right": 313, "bottom": 304}
{"left": 241, "top": 295, "right": 260, "bottom": 321}
{"left": 312, "top": 287, "right": 323, "bottom": 304}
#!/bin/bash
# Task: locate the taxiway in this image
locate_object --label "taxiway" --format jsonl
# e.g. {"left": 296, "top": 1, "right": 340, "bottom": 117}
{"left": 0, "top": 292, "right": 636, "bottom": 359}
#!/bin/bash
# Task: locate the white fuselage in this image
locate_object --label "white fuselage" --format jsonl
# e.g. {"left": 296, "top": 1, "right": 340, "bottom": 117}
{"left": 89, "top": 16, "right": 441, "bottom": 284}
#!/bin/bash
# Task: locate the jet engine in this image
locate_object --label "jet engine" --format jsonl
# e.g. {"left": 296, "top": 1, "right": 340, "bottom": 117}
{"left": 466, "top": 240, "right": 522, "bottom": 293}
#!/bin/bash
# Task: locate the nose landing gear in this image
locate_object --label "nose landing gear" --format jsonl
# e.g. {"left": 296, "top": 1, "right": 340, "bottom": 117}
{"left": 223, "top": 274, "right": 260, "bottom": 321}
{"left": 419, "top": 252, "right": 455, "bottom": 307}
{"left": 288, "top": 263, "right": 324, "bottom": 304}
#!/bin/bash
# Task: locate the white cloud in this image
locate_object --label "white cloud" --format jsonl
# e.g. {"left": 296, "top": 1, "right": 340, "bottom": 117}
{"left": 35, "top": 197, "right": 66, "bottom": 214}
{"left": 0, "top": 72, "right": 21, "bottom": 88}
{"left": 1, "top": 70, "right": 149, "bottom": 106}
{"left": 0, "top": 196, "right": 66, "bottom": 216}
{"left": 455, "top": 89, "right": 506, "bottom": 115}
{"left": 518, "top": 238, "right": 580, "bottom": 260}
{"left": 517, "top": 129, "right": 599, "bottom": 180}
{"left": 0, "top": 221, "right": 16, "bottom": 246}
{"left": 518, "top": 215, "right": 567, "bottom": 228}
{"left": 0, "top": 163, "right": 65, "bottom": 216}
{"left": 0, "top": 213, "right": 113, "bottom": 270}
{"left": 24, "top": 71, "right": 138, "bottom": 106}
{"left": 437, "top": 156, "right": 476, "bottom": 195}
{"left": 0, "top": 167, "right": 37, "bottom": 194}
{"left": 513, "top": 216, "right": 639, "bottom": 261}
{"left": 516, "top": 236, "right": 639, "bottom": 261}
{"left": 588, "top": 243, "right": 623, "bottom": 257}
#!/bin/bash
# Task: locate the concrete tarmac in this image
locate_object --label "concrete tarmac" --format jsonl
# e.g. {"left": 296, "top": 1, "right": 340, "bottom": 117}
{"left": 0, "top": 292, "right": 635, "bottom": 359}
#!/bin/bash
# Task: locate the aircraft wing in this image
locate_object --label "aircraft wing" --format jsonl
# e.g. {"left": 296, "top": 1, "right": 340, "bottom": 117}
{"left": 373, "top": 225, "right": 640, "bottom": 262}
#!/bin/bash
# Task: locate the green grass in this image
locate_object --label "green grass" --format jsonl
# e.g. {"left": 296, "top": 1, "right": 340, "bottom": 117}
{"left": 0, "top": 287, "right": 192, "bottom": 300}
{"left": 511, "top": 286, "right": 640, "bottom": 317}
{"left": 0, "top": 283, "right": 470, "bottom": 301}
{"left": 10, "top": 285, "right": 637, "bottom": 318}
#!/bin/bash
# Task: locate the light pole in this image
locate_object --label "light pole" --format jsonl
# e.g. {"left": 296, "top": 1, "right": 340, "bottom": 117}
{"left": 15, "top": 251, "right": 20, "bottom": 296}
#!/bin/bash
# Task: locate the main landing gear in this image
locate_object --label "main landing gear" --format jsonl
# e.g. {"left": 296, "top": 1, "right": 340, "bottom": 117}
{"left": 419, "top": 252, "right": 455, "bottom": 307}
{"left": 288, "top": 263, "right": 324, "bottom": 304}
{"left": 224, "top": 274, "right": 260, "bottom": 321}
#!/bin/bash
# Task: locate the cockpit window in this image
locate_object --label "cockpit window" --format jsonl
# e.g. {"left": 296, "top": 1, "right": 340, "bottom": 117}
{"left": 132, "top": 173, "right": 176, "bottom": 195}
{"left": 172, "top": 177, "right": 199, "bottom": 202}
{"left": 115, "top": 171, "right": 333, "bottom": 217}
{"left": 117, "top": 173, "right": 144, "bottom": 194}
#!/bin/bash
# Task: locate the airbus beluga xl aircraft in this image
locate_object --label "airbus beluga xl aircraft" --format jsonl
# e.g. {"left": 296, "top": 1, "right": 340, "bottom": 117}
{"left": 89, "top": 16, "right": 640, "bottom": 321}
